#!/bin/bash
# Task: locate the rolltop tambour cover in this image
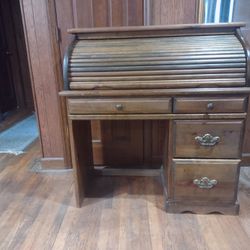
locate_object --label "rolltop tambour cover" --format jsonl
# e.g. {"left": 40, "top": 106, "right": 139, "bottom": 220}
{"left": 63, "top": 23, "right": 249, "bottom": 92}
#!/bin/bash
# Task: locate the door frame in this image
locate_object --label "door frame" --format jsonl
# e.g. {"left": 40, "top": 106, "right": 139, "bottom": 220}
{"left": 19, "top": 0, "right": 70, "bottom": 168}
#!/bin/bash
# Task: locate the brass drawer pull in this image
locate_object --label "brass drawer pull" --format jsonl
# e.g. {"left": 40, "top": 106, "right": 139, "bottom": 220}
{"left": 195, "top": 133, "right": 220, "bottom": 146}
{"left": 193, "top": 177, "right": 218, "bottom": 189}
{"left": 115, "top": 104, "right": 123, "bottom": 111}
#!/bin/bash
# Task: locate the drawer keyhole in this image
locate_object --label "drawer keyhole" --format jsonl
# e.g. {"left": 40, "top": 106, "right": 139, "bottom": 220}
{"left": 207, "top": 102, "right": 214, "bottom": 110}
{"left": 115, "top": 104, "right": 123, "bottom": 111}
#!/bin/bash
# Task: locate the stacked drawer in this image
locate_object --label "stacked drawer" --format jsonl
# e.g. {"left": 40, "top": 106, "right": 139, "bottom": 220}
{"left": 168, "top": 96, "right": 247, "bottom": 213}
{"left": 67, "top": 94, "right": 247, "bottom": 213}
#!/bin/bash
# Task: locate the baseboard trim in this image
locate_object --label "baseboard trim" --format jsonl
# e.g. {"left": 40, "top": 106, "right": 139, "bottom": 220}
{"left": 165, "top": 201, "right": 239, "bottom": 215}
{"left": 40, "top": 157, "right": 70, "bottom": 169}
{"left": 28, "top": 157, "right": 72, "bottom": 173}
{"left": 241, "top": 153, "right": 250, "bottom": 167}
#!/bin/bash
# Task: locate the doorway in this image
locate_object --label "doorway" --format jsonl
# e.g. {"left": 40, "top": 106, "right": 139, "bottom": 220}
{"left": 0, "top": 0, "right": 34, "bottom": 129}
{"left": 0, "top": 0, "right": 39, "bottom": 155}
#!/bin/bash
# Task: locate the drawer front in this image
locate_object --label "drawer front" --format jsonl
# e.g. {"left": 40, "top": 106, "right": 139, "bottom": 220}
{"left": 68, "top": 98, "right": 172, "bottom": 114}
{"left": 173, "top": 159, "right": 239, "bottom": 202}
{"left": 173, "top": 120, "right": 243, "bottom": 158}
{"left": 174, "top": 96, "right": 247, "bottom": 113}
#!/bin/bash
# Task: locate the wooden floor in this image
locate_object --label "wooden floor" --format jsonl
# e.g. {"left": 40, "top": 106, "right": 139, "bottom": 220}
{"left": 0, "top": 140, "right": 249, "bottom": 250}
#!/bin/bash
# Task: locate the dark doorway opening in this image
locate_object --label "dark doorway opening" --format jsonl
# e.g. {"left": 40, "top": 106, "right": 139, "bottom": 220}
{"left": 0, "top": 0, "right": 34, "bottom": 130}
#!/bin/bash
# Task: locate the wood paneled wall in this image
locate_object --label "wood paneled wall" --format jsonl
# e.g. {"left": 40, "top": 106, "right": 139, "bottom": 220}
{"left": 54, "top": 0, "right": 199, "bottom": 168}
{"left": 20, "top": 0, "right": 200, "bottom": 168}
{"left": 59, "top": 0, "right": 145, "bottom": 167}
{"left": 149, "top": 0, "right": 198, "bottom": 25}
{"left": 55, "top": 0, "right": 144, "bottom": 61}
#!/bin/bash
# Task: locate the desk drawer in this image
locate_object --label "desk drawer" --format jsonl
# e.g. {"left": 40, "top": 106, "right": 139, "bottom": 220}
{"left": 68, "top": 98, "right": 172, "bottom": 114}
{"left": 173, "top": 159, "right": 239, "bottom": 202}
{"left": 173, "top": 120, "right": 243, "bottom": 158}
{"left": 174, "top": 96, "right": 247, "bottom": 113}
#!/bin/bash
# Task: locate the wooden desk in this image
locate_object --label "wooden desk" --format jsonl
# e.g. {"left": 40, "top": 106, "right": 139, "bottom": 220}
{"left": 60, "top": 23, "right": 250, "bottom": 214}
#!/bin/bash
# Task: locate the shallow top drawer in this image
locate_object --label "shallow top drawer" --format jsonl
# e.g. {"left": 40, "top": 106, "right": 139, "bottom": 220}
{"left": 68, "top": 98, "right": 172, "bottom": 114}
{"left": 174, "top": 96, "right": 247, "bottom": 113}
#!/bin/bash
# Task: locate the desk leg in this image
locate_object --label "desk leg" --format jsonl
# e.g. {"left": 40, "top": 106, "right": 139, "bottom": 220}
{"left": 161, "top": 121, "right": 174, "bottom": 202}
{"left": 68, "top": 119, "right": 93, "bottom": 207}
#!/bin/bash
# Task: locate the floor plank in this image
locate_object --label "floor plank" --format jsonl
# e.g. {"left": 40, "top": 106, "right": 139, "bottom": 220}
{"left": 0, "top": 141, "right": 249, "bottom": 250}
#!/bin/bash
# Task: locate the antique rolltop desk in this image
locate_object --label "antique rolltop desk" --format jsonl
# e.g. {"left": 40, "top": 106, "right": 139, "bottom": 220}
{"left": 60, "top": 23, "right": 250, "bottom": 214}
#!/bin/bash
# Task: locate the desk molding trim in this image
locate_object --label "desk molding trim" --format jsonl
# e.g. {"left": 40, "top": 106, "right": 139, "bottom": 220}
{"left": 68, "top": 113, "right": 247, "bottom": 120}
{"left": 60, "top": 87, "right": 250, "bottom": 97}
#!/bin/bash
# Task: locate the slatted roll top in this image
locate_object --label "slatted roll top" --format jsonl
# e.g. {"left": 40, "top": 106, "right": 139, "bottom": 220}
{"left": 64, "top": 25, "right": 247, "bottom": 90}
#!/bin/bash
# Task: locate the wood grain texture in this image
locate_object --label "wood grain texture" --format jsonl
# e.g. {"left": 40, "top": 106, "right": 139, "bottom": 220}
{"left": 150, "top": 121, "right": 168, "bottom": 166}
{"left": 47, "top": 0, "right": 72, "bottom": 168}
{"left": 91, "top": 120, "right": 104, "bottom": 165}
{"left": 68, "top": 113, "right": 247, "bottom": 120}
{"left": 56, "top": 0, "right": 146, "bottom": 167}
{"left": 173, "top": 120, "right": 244, "bottom": 158}
{"left": 68, "top": 22, "right": 245, "bottom": 34}
{"left": 53, "top": 0, "right": 250, "bottom": 170}
{"left": 54, "top": 0, "right": 75, "bottom": 59}
{"left": 243, "top": 93, "right": 250, "bottom": 162}
{"left": 127, "top": 0, "right": 144, "bottom": 25}
{"left": 109, "top": 0, "right": 126, "bottom": 26}
{"left": 20, "top": 0, "right": 65, "bottom": 159}
{"left": 40, "top": 157, "right": 65, "bottom": 169}
{"left": 165, "top": 201, "right": 240, "bottom": 215}
{"left": 0, "top": 142, "right": 250, "bottom": 249}
{"left": 101, "top": 120, "right": 144, "bottom": 167}
{"left": 172, "top": 159, "right": 240, "bottom": 202}
{"left": 68, "top": 33, "right": 246, "bottom": 91}
{"left": 92, "top": 0, "right": 109, "bottom": 27}
{"left": 68, "top": 119, "right": 93, "bottom": 206}
{"left": 60, "top": 87, "right": 250, "bottom": 97}
{"left": 174, "top": 96, "right": 247, "bottom": 113}
{"left": 149, "top": 0, "right": 198, "bottom": 25}
{"left": 68, "top": 98, "right": 172, "bottom": 114}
